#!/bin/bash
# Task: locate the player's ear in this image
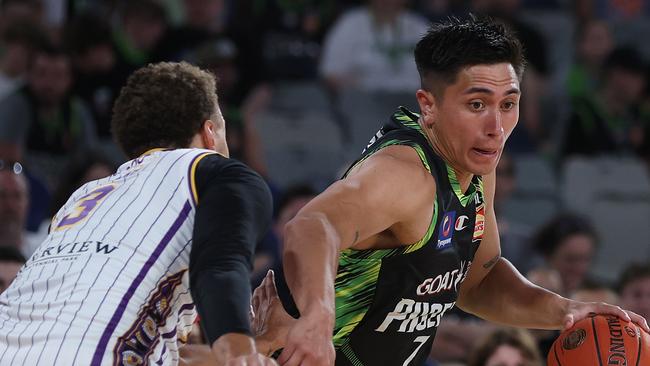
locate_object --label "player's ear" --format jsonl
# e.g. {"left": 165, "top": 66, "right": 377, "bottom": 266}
{"left": 200, "top": 120, "right": 216, "bottom": 150}
{"left": 416, "top": 89, "right": 438, "bottom": 128}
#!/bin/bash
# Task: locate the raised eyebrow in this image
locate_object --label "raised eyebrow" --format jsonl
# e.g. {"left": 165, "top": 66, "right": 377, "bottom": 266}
{"left": 463, "top": 87, "right": 521, "bottom": 96}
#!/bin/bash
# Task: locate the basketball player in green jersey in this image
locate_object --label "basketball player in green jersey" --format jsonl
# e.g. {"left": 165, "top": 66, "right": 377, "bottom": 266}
{"left": 252, "top": 17, "right": 649, "bottom": 366}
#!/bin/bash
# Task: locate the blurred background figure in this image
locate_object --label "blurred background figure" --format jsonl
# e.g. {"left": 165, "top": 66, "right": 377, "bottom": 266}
{"left": 0, "top": 21, "right": 47, "bottom": 101}
{"left": 566, "top": 21, "right": 614, "bottom": 100}
{"left": 0, "top": 246, "right": 25, "bottom": 293}
{"left": 0, "top": 0, "right": 44, "bottom": 34}
{"left": 0, "top": 163, "right": 40, "bottom": 257}
{"left": 571, "top": 279, "right": 619, "bottom": 304}
{"left": 618, "top": 262, "right": 650, "bottom": 320}
{"left": 113, "top": 0, "right": 167, "bottom": 74}
{"left": 468, "top": 327, "right": 543, "bottom": 366}
{"left": 562, "top": 46, "right": 648, "bottom": 157}
{"left": 0, "top": 43, "right": 96, "bottom": 188}
{"left": 319, "top": 0, "right": 429, "bottom": 93}
{"left": 531, "top": 213, "right": 597, "bottom": 297}
{"left": 64, "top": 12, "right": 122, "bottom": 142}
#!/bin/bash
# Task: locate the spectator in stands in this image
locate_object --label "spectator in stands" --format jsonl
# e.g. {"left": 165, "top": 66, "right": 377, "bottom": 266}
{"left": 193, "top": 39, "right": 268, "bottom": 176}
{"left": 246, "top": 0, "right": 338, "bottom": 80}
{"left": 0, "top": 246, "right": 25, "bottom": 293}
{"left": 467, "top": 328, "right": 543, "bottom": 366}
{"left": 113, "top": 0, "right": 166, "bottom": 73}
{"left": 64, "top": 12, "right": 126, "bottom": 140}
{"left": 532, "top": 213, "right": 597, "bottom": 296}
{"left": 0, "top": 43, "right": 97, "bottom": 187}
{"left": 415, "top": 0, "right": 469, "bottom": 21}
{"left": 618, "top": 262, "right": 650, "bottom": 320}
{"left": 0, "top": 163, "right": 39, "bottom": 257}
{"left": 0, "top": 21, "right": 47, "bottom": 100}
{"left": 562, "top": 46, "right": 648, "bottom": 157}
{"left": 154, "top": 0, "right": 226, "bottom": 62}
{"left": 571, "top": 279, "right": 619, "bottom": 304}
{"left": 566, "top": 21, "right": 614, "bottom": 100}
{"left": 319, "top": 0, "right": 429, "bottom": 93}
{"left": 0, "top": 0, "right": 44, "bottom": 33}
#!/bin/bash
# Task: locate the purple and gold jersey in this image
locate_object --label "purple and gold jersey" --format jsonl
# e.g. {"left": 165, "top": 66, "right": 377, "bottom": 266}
{"left": 0, "top": 148, "right": 216, "bottom": 365}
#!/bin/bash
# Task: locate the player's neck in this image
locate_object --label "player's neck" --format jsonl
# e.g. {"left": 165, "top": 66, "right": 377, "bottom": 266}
{"left": 420, "top": 121, "right": 474, "bottom": 192}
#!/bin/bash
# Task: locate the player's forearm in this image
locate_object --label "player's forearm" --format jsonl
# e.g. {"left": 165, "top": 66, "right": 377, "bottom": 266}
{"left": 282, "top": 212, "right": 338, "bottom": 324}
{"left": 459, "top": 258, "right": 569, "bottom": 329}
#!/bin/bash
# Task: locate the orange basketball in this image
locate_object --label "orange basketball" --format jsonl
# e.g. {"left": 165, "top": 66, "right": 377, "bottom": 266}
{"left": 548, "top": 314, "right": 650, "bottom": 366}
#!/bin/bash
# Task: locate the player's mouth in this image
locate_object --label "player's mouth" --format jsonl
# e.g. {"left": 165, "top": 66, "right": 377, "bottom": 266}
{"left": 471, "top": 148, "right": 498, "bottom": 158}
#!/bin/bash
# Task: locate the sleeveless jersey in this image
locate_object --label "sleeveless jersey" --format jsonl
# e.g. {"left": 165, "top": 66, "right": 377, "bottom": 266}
{"left": 0, "top": 148, "right": 216, "bottom": 365}
{"left": 333, "top": 108, "right": 486, "bottom": 366}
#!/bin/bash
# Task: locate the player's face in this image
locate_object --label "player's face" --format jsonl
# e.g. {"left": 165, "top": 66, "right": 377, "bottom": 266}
{"left": 620, "top": 276, "right": 650, "bottom": 320}
{"left": 423, "top": 63, "right": 520, "bottom": 176}
{"left": 548, "top": 234, "right": 595, "bottom": 294}
{"left": 485, "top": 344, "right": 528, "bottom": 366}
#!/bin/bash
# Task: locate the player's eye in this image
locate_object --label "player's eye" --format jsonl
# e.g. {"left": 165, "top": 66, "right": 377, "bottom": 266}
{"left": 468, "top": 101, "right": 485, "bottom": 111}
{"left": 502, "top": 101, "right": 517, "bottom": 110}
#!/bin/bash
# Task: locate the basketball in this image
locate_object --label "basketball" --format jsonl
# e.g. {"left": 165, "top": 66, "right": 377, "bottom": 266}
{"left": 548, "top": 314, "right": 650, "bottom": 366}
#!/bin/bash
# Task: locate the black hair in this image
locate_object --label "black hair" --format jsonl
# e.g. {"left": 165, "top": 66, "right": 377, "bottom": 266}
{"left": 1, "top": 20, "right": 47, "bottom": 48}
{"left": 414, "top": 15, "right": 525, "bottom": 96}
{"left": 64, "top": 12, "right": 112, "bottom": 55}
{"left": 533, "top": 212, "right": 598, "bottom": 258}
{"left": 0, "top": 246, "right": 26, "bottom": 263}
{"left": 603, "top": 46, "right": 646, "bottom": 75}
{"left": 617, "top": 262, "right": 650, "bottom": 293}
{"left": 112, "top": 62, "right": 219, "bottom": 158}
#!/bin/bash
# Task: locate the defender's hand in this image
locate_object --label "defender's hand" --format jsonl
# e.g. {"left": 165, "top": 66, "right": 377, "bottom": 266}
{"left": 563, "top": 300, "right": 649, "bottom": 332}
{"left": 251, "top": 270, "right": 296, "bottom": 354}
{"left": 277, "top": 313, "right": 335, "bottom": 366}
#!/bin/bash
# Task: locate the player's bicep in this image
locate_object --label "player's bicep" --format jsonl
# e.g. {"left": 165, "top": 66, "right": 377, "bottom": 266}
{"left": 293, "top": 149, "right": 427, "bottom": 251}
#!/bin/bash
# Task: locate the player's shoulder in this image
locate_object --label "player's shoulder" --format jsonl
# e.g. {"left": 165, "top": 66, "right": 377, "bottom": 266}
{"left": 349, "top": 145, "right": 435, "bottom": 194}
{"left": 194, "top": 154, "right": 268, "bottom": 195}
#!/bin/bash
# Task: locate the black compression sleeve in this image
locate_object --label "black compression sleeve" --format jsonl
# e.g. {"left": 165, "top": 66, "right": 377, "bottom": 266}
{"left": 189, "top": 154, "right": 273, "bottom": 345}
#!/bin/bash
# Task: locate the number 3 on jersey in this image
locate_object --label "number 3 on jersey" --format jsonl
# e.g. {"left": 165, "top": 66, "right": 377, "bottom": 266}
{"left": 54, "top": 184, "right": 116, "bottom": 231}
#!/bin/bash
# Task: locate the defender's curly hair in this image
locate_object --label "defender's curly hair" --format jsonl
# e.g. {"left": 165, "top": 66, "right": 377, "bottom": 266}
{"left": 112, "top": 62, "right": 219, "bottom": 158}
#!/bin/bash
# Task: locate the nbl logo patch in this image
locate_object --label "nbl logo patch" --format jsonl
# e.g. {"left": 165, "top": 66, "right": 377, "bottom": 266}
{"left": 437, "top": 211, "right": 456, "bottom": 250}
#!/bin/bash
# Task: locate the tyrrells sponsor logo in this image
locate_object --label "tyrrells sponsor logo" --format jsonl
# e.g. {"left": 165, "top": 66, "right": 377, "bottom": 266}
{"left": 375, "top": 299, "right": 456, "bottom": 333}
{"left": 415, "top": 261, "right": 472, "bottom": 296}
{"left": 606, "top": 316, "right": 629, "bottom": 365}
{"left": 31, "top": 241, "right": 119, "bottom": 263}
{"left": 473, "top": 203, "right": 485, "bottom": 242}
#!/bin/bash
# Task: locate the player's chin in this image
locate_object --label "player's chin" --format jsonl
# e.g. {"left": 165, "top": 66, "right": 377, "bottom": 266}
{"left": 467, "top": 150, "right": 499, "bottom": 175}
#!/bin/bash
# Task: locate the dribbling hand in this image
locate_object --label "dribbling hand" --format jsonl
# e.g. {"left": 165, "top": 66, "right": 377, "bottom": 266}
{"left": 563, "top": 300, "right": 650, "bottom": 333}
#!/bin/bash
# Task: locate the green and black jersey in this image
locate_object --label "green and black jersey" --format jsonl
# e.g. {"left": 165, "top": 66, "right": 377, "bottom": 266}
{"left": 333, "top": 107, "right": 485, "bottom": 366}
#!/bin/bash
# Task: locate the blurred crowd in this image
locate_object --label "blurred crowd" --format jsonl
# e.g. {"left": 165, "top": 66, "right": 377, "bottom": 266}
{"left": 0, "top": 0, "right": 649, "bottom": 365}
